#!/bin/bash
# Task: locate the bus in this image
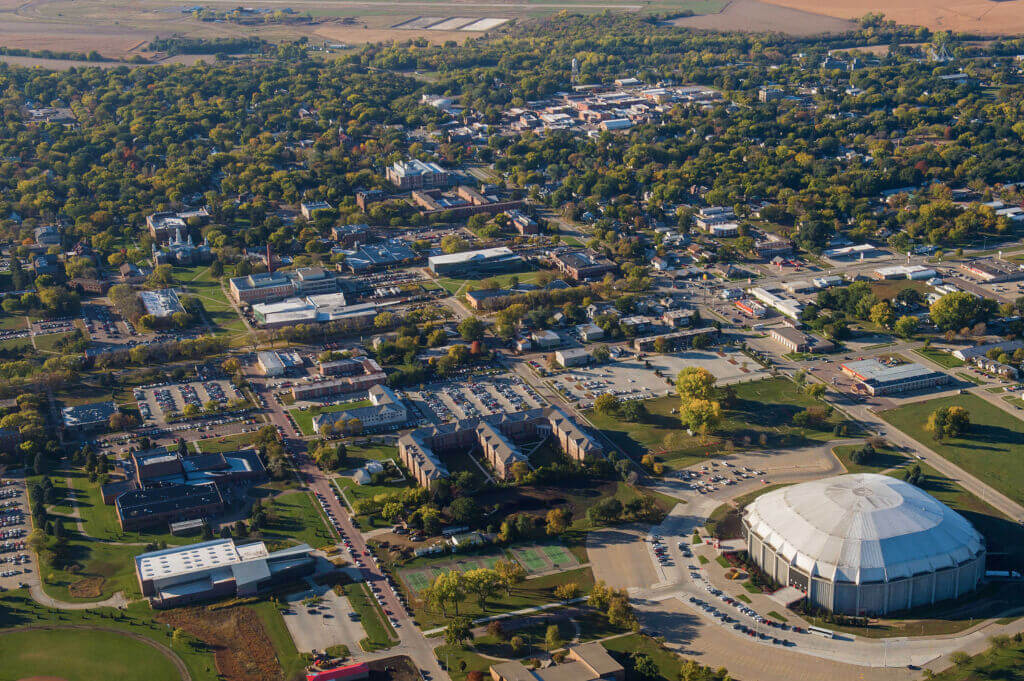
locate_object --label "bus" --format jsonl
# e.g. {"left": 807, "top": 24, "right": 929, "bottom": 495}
{"left": 808, "top": 625, "right": 835, "bottom": 639}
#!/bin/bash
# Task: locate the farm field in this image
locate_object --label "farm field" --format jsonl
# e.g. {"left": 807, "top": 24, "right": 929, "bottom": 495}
{"left": 667, "top": 0, "right": 855, "bottom": 34}
{"left": 759, "top": 0, "right": 1024, "bottom": 34}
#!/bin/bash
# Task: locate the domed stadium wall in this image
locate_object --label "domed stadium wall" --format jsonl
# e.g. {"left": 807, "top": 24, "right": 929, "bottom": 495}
{"left": 742, "top": 474, "right": 985, "bottom": 615}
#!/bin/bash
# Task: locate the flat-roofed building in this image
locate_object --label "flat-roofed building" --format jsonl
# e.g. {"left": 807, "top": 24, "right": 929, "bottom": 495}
{"left": 576, "top": 323, "right": 605, "bottom": 342}
{"left": 62, "top": 401, "right": 116, "bottom": 433}
{"left": 293, "top": 358, "right": 386, "bottom": 400}
{"left": 312, "top": 384, "right": 408, "bottom": 434}
{"left": 387, "top": 160, "right": 451, "bottom": 190}
{"left": 555, "top": 348, "right": 592, "bottom": 367}
{"left": 841, "top": 359, "right": 953, "bottom": 396}
{"left": 116, "top": 483, "right": 225, "bottom": 531}
{"left": 428, "top": 247, "right": 523, "bottom": 276}
{"left": 632, "top": 327, "right": 718, "bottom": 352}
{"left": 769, "top": 326, "right": 835, "bottom": 354}
{"left": 135, "top": 539, "right": 314, "bottom": 608}
{"left": 140, "top": 288, "right": 184, "bottom": 318}
{"left": 960, "top": 258, "right": 1024, "bottom": 283}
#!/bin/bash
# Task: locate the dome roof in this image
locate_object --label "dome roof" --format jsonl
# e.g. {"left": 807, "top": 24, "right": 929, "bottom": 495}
{"left": 744, "top": 474, "right": 984, "bottom": 584}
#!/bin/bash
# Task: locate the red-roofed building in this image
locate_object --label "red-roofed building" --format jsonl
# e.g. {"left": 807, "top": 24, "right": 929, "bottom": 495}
{"left": 307, "top": 663, "right": 371, "bottom": 681}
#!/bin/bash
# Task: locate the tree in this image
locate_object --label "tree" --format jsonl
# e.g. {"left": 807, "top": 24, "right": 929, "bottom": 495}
{"left": 805, "top": 383, "right": 826, "bottom": 399}
{"left": 592, "top": 345, "right": 610, "bottom": 363}
{"left": 463, "top": 568, "right": 501, "bottom": 609}
{"left": 457, "top": 317, "right": 484, "bottom": 341}
{"left": 554, "top": 582, "right": 580, "bottom": 600}
{"left": 679, "top": 399, "right": 722, "bottom": 436}
{"left": 382, "top": 502, "right": 403, "bottom": 523}
{"left": 429, "top": 570, "right": 466, "bottom": 615}
{"left": 676, "top": 367, "right": 716, "bottom": 400}
{"left": 587, "top": 497, "right": 623, "bottom": 525}
{"left": 545, "top": 624, "right": 563, "bottom": 650}
{"left": 925, "top": 406, "right": 970, "bottom": 440}
{"left": 930, "top": 292, "right": 996, "bottom": 331}
{"left": 545, "top": 507, "right": 570, "bottom": 536}
{"left": 894, "top": 315, "right": 920, "bottom": 338}
{"left": 869, "top": 300, "right": 895, "bottom": 329}
{"left": 448, "top": 497, "right": 482, "bottom": 525}
{"left": 509, "top": 635, "right": 525, "bottom": 656}
{"left": 494, "top": 559, "right": 526, "bottom": 594}
{"left": 620, "top": 400, "right": 646, "bottom": 422}
{"left": 631, "top": 654, "right": 659, "bottom": 680}
{"left": 594, "top": 393, "right": 620, "bottom": 414}
{"left": 445, "top": 616, "right": 473, "bottom": 648}
{"left": 441, "top": 234, "right": 470, "bottom": 254}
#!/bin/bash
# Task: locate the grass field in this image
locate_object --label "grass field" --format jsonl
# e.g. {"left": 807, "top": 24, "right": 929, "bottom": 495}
{"left": 929, "top": 635, "right": 1024, "bottom": 680}
{"left": 0, "top": 627, "right": 181, "bottom": 681}
{"left": 196, "top": 430, "right": 259, "bottom": 453}
{"left": 831, "top": 444, "right": 910, "bottom": 475}
{"left": 912, "top": 347, "right": 965, "bottom": 368}
{"left": 260, "top": 489, "right": 339, "bottom": 550}
{"left": 880, "top": 394, "right": 1024, "bottom": 506}
{"left": 586, "top": 377, "right": 844, "bottom": 470}
{"left": 290, "top": 400, "right": 372, "bottom": 436}
{"left": 434, "top": 268, "right": 561, "bottom": 296}
{"left": 603, "top": 634, "right": 688, "bottom": 681}
{"left": 176, "top": 264, "right": 253, "bottom": 345}
{"left": 0, "top": 593, "right": 218, "bottom": 681}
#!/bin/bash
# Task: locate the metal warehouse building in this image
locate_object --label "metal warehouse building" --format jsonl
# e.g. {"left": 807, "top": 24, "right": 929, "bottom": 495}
{"left": 743, "top": 474, "right": 985, "bottom": 616}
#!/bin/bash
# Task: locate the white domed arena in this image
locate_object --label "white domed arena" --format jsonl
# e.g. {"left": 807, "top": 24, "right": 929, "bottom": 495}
{"left": 742, "top": 473, "right": 985, "bottom": 615}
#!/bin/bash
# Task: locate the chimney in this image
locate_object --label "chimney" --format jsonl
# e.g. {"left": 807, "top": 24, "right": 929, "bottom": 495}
{"left": 266, "top": 243, "right": 273, "bottom": 273}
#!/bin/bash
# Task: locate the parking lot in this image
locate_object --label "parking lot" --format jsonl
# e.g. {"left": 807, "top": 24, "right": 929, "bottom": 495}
{"left": 282, "top": 584, "right": 365, "bottom": 653}
{"left": 135, "top": 379, "right": 245, "bottom": 423}
{"left": 0, "top": 473, "right": 31, "bottom": 591}
{"left": 555, "top": 348, "right": 767, "bottom": 408}
{"left": 405, "top": 374, "right": 544, "bottom": 424}
{"left": 82, "top": 303, "right": 131, "bottom": 342}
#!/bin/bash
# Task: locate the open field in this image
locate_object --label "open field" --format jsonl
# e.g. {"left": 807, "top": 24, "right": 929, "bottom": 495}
{"left": 667, "top": 0, "right": 855, "bottom": 34}
{"left": 0, "top": 627, "right": 181, "bottom": 681}
{"left": 0, "top": 0, "right": 724, "bottom": 59}
{"left": 880, "top": 394, "right": 1024, "bottom": 507}
{"left": 587, "top": 377, "right": 845, "bottom": 469}
{"left": 290, "top": 400, "right": 371, "bottom": 436}
{"left": 760, "top": 0, "right": 1024, "bottom": 34}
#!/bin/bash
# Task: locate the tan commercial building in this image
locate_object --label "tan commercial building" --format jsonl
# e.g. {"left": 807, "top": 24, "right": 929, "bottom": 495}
{"left": 490, "top": 643, "right": 624, "bottom": 681}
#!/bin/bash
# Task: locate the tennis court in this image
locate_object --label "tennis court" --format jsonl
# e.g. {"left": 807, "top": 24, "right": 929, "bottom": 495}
{"left": 510, "top": 542, "right": 580, "bottom": 575}
{"left": 399, "top": 552, "right": 517, "bottom": 596}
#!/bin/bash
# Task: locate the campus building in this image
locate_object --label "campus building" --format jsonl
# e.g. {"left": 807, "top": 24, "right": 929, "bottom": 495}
{"left": 61, "top": 401, "right": 116, "bottom": 433}
{"left": 135, "top": 539, "right": 315, "bottom": 608}
{"left": 256, "top": 350, "right": 303, "bottom": 377}
{"left": 960, "top": 258, "right": 1024, "bottom": 283}
{"left": 139, "top": 288, "right": 184, "bottom": 318}
{"left": 551, "top": 250, "right": 617, "bottom": 281}
{"left": 311, "top": 385, "right": 409, "bottom": 434}
{"left": 399, "top": 406, "right": 603, "bottom": 486}
{"left": 427, "top": 247, "right": 524, "bottom": 276}
{"left": 387, "top": 160, "right": 451, "bottom": 190}
{"left": 490, "top": 643, "right": 624, "bottom": 681}
{"left": 228, "top": 267, "right": 342, "bottom": 305}
{"left": 743, "top": 474, "right": 985, "bottom": 615}
{"left": 292, "top": 358, "right": 387, "bottom": 400}
{"left": 840, "top": 359, "right": 953, "bottom": 396}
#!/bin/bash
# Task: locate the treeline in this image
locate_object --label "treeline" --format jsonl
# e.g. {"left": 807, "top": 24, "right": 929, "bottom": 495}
{"left": 0, "top": 46, "right": 118, "bottom": 62}
{"left": 146, "top": 36, "right": 269, "bottom": 56}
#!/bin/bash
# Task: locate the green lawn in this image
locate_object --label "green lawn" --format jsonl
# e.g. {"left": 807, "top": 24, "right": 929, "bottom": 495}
{"left": 929, "top": 636, "right": 1024, "bottom": 680}
{"left": 0, "top": 313, "right": 27, "bottom": 330}
{"left": 435, "top": 268, "right": 561, "bottom": 296}
{"left": 196, "top": 430, "right": 258, "bottom": 453}
{"left": 35, "top": 330, "right": 76, "bottom": 353}
{"left": 880, "top": 394, "right": 1024, "bottom": 506}
{"left": 910, "top": 348, "right": 961, "bottom": 368}
{"left": 0, "top": 593, "right": 218, "bottom": 681}
{"left": 344, "top": 443, "right": 399, "bottom": 468}
{"left": 290, "top": 400, "right": 372, "bottom": 436}
{"left": 0, "top": 627, "right": 181, "bottom": 681}
{"left": 587, "top": 377, "right": 844, "bottom": 470}
{"left": 175, "top": 264, "right": 252, "bottom": 344}
{"left": 434, "top": 644, "right": 494, "bottom": 681}
{"left": 603, "top": 634, "right": 694, "bottom": 681}
{"left": 342, "top": 581, "right": 397, "bottom": 651}
{"left": 957, "top": 372, "right": 985, "bottom": 385}
{"left": 410, "top": 566, "right": 595, "bottom": 630}
{"left": 831, "top": 444, "right": 910, "bottom": 475}
{"left": 260, "top": 489, "right": 339, "bottom": 550}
